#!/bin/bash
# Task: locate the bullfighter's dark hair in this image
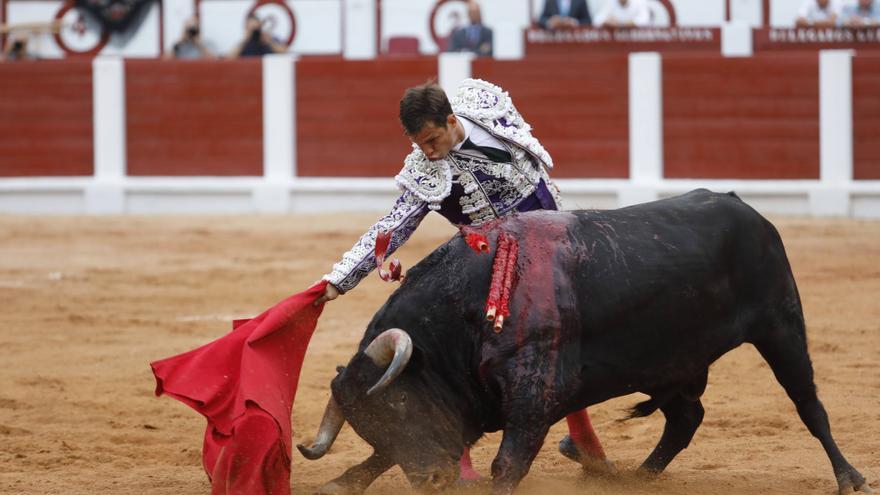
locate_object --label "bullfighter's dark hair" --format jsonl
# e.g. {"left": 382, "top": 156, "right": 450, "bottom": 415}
{"left": 399, "top": 80, "right": 453, "bottom": 135}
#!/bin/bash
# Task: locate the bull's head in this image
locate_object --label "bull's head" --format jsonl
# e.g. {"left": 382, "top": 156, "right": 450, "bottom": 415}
{"left": 299, "top": 329, "right": 464, "bottom": 492}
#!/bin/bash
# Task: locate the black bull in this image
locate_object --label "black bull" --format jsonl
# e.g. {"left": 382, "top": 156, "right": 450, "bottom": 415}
{"left": 299, "top": 190, "right": 872, "bottom": 494}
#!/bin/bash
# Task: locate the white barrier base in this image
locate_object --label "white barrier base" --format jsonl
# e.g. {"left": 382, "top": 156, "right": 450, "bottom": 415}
{"left": 1, "top": 177, "right": 879, "bottom": 218}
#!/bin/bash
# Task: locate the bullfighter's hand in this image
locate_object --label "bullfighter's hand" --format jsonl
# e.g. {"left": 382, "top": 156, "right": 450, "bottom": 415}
{"left": 314, "top": 283, "right": 339, "bottom": 306}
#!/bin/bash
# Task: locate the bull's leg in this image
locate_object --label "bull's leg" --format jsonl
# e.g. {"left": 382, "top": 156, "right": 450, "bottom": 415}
{"left": 315, "top": 451, "right": 394, "bottom": 495}
{"left": 558, "top": 408, "right": 607, "bottom": 459}
{"left": 490, "top": 423, "right": 550, "bottom": 495}
{"left": 459, "top": 447, "right": 483, "bottom": 481}
{"left": 639, "top": 395, "right": 705, "bottom": 473}
{"left": 558, "top": 409, "right": 615, "bottom": 474}
{"left": 753, "top": 323, "right": 873, "bottom": 494}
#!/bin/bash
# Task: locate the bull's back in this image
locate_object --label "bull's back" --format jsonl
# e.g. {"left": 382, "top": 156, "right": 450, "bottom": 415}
{"left": 529, "top": 190, "right": 795, "bottom": 400}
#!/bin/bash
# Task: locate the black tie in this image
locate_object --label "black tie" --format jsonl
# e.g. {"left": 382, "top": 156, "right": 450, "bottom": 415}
{"left": 460, "top": 138, "right": 512, "bottom": 163}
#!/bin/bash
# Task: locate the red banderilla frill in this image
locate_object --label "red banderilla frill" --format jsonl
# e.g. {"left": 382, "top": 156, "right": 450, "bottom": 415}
{"left": 375, "top": 230, "right": 403, "bottom": 282}
{"left": 485, "top": 232, "right": 519, "bottom": 332}
{"left": 497, "top": 239, "right": 518, "bottom": 331}
{"left": 463, "top": 231, "right": 490, "bottom": 254}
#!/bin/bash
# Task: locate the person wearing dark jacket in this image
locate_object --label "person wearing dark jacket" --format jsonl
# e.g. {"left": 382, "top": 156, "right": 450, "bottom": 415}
{"left": 229, "top": 13, "right": 286, "bottom": 57}
{"left": 446, "top": 1, "right": 493, "bottom": 57}
{"left": 538, "top": 0, "right": 592, "bottom": 29}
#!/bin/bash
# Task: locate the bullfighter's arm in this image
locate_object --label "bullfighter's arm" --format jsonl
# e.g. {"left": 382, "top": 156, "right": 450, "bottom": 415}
{"left": 323, "top": 190, "right": 429, "bottom": 294}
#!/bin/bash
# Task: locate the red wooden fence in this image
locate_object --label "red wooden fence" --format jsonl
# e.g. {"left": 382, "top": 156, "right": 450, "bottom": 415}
{"left": 2, "top": 55, "right": 871, "bottom": 181}
{"left": 473, "top": 55, "right": 630, "bottom": 178}
{"left": 125, "top": 59, "right": 263, "bottom": 176}
{"left": 663, "top": 53, "right": 820, "bottom": 179}
{"left": 0, "top": 60, "right": 93, "bottom": 177}
{"left": 295, "top": 58, "right": 437, "bottom": 177}
{"left": 853, "top": 52, "right": 880, "bottom": 180}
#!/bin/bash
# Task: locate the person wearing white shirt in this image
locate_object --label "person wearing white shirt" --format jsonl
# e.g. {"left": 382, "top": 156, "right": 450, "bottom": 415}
{"left": 594, "top": 0, "right": 651, "bottom": 28}
{"left": 795, "top": 0, "right": 842, "bottom": 27}
{"left": 840, "top": 0, "right": 880, "bottom": 26}
{"left": 538, "top": 0, "right": 593, "bottom": 30}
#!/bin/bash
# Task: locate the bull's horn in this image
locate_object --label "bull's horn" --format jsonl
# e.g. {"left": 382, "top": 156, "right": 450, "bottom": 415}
{"left": 364, "top": 328, "right": 413, "bottom": 396}
{"left": 297, "top": 396, "right": 345, "bottom": 460}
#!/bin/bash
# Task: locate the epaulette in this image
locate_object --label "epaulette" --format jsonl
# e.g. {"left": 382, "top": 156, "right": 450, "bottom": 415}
{"left": 394, "top": 145, "right": 452, "bottom": 211}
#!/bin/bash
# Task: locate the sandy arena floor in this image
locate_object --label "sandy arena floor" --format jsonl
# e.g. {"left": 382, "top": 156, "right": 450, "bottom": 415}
{"left": 0, "top": 211, "right": 877, "bottom": 495}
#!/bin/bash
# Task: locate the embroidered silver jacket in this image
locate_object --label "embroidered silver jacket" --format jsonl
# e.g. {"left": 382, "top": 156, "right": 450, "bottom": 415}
{"left": 323, "top": 78, "right": 562, "bottom": 293}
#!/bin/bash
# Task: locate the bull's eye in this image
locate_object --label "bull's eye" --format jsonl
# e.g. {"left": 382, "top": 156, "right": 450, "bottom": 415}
{"left": 428, "top": 473, "right": 444, "bottom": 489}
{"left": 388, "top": 392, "right": 407, "bottom": 414}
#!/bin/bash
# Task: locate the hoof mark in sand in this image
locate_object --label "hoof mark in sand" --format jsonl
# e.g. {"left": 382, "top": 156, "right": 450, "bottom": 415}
{"left": 0, "top": 424, "right": 32, "bottom": 436}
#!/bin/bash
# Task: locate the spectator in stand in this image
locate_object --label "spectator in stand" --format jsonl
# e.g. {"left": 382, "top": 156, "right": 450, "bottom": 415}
{"left": 167, "top": 16, "right": 215, "bottom": 59}
{"left": 840, "top": 0, "right": 880, "bottom": 26}
{"left": 795, "top": 0, "right": 841, "bottom": 27}
{"left": 446, "top": 1, "right": 493, "bottom": 57}
{"left": 538, "top": 0, "right": 592, "bottom": 30}
{"left": 230, "top": 13, "right": 286, "bottom": 57}
{"left": 1, "top": 19, "right": 62, "bottom": 62}
{"left": 1, "top": 32, "right": 34, "bottom": 61}
{"left": 594, "top": 0, "right": 651, "bottom": 27}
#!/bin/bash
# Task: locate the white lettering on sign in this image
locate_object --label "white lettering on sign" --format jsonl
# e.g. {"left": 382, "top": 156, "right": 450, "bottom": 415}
{"left": 527, "top": 28, "right": 715, "bottom": 44}
{"left": 768, "top": 28, "right": 880, "bottom": 44}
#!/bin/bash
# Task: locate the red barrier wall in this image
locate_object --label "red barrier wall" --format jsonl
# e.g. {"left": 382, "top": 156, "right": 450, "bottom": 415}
{"left": 126, "top": 59, "right": 263, "bottom": 176}
{"left": 296, "top": 58, "right": 437, "bottom": 177}
{"left": 853, "top": 53, "right": 880, "bottom": 180}
{"left": 0, "top": 60, "right": 93, "bottom": 177}
{"left": 0, "top": 55, "right": 863, "bottom": 182}
{"left": 664, "top": 53, "right": 820, "bottom": 179}
{"left": 473, "top": 55, "right": 629, "bottom": 178}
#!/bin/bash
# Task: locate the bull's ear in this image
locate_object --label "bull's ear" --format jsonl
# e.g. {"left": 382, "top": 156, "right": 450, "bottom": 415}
{"left": 336, "top": 365, "right": 346, "bottom": 374}
{"left": 406, "top": 345, "right": 426, "bottom": 374}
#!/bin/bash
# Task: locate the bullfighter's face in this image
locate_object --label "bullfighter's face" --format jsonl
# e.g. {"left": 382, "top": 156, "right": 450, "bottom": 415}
{"left": 331, "top": 352, "right": 464, "bottom": 492}
{"left": 409, "top": 114, "right": 463, "bottom": 161}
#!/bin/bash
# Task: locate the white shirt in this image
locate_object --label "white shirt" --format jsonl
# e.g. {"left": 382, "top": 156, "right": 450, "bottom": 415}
{"left": 452, "top": 116, "right": 507, "bottom": 159}
{"left": 797, "top": 0, "right": 842, "bottom": 22}
{"left": 558, "top": 0, "right": 573, "bottom": 17}
{"left": 594, "top": 0, "right": 652, "bottom": 27}
{"left": 840, "top": 3, "right": 880, "bottom": 24}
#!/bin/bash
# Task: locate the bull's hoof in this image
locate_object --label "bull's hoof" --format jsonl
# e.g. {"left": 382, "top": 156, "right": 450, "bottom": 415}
{"left": 455, "top": 476, "right": 491, "bottom": 490}
{"left": 840, "top": 482, "right": 876, "bottom": 495}
{"left": 458, "top": 466, "right": 484, "bottom": 483}
{"left": 558, "top": 436, "right": 617, "bottom": 475}
{"left": 837, "top": 469, "right": 874, "bottom": 495}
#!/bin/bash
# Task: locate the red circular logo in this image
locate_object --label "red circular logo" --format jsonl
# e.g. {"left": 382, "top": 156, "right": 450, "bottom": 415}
{"left": 246, "top": 0, "right": 297, "bottom": 46}
{"left": 53, "top": 1, "right": 110, "bottom": 56}
{"left": 647, "top": 0, "right": 678, "bottom": 26}
{"left": 428, "top": 0, "right": 470, "bottom": 50}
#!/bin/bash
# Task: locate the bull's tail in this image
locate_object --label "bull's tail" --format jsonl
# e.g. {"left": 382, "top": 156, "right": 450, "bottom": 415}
{"left": 624, "top": 389, "right": 680, "bottom": 420}
{"left": 625, "top": 398, "right": 662, "bottom": 419}
{"left": 624, "top": 372, "right": 709, "bottom": 420}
